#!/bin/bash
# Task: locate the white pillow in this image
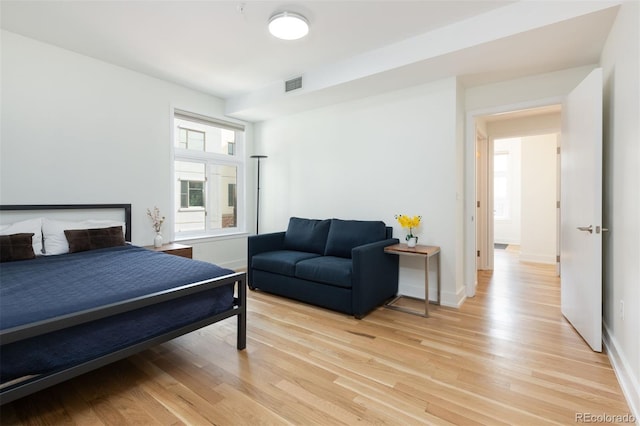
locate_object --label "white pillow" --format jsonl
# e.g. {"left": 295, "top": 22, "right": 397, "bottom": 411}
{"left": 0, "top": 217, "right": 44, "bottom": 255}
{"left": 42, "top": 218, "right": 126, "bottom": 255}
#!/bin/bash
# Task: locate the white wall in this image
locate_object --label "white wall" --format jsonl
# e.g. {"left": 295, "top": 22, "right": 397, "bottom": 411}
{"left": 600, "top": 0, "right": 640, "bottom": 417}
{"left": 520, "top": 134, "right": 558, "bottom": 264}
{"left": 254, "top": 78, "right": 466, "bottom": 307}
{"left": 0, "top": 30, "right": 251, "bottom": 269}
{"left": 465, "top": 66, "right": 595, "bottom": 112}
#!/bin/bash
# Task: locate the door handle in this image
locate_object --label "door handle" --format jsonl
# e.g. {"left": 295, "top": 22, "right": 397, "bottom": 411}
{"left": 577, "top": 225, "right": 593, "bottom": 233}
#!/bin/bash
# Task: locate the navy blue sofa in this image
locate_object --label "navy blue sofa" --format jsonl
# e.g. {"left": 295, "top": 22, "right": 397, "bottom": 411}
{"left": 247, "top": 217, "right": 399, "bottom": 318}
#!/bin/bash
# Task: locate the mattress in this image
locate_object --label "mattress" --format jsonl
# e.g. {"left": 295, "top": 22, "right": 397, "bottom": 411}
{"left": 0, "top": 245, "right": 235, "bottom": 382}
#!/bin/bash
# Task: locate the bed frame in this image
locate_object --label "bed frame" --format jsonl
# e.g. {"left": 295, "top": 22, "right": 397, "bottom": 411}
{"left": 0, "top": 204, "right": 247, "bottom": 405}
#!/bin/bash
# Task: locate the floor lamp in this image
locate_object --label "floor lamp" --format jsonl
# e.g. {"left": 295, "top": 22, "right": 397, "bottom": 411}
{"left": 250, "top": 155, "right": 267, "bottom": 234}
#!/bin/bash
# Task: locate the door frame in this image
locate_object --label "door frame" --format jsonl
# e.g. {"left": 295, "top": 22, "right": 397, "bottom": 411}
{"left": 464, "top": 96, "right": 563, "bottom": 297}
{"left": 475, "top": 129, "right": 492, "bottom": 270}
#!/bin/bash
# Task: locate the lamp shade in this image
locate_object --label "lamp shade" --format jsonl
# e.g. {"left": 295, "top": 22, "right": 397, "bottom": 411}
{"left": 268, "top": 12, "right": 309, "bottom": 40}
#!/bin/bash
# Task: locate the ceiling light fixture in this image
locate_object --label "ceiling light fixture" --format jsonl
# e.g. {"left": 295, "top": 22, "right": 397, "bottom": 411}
{"left": 268, "top": 11, "right": 309, "bottom": 40}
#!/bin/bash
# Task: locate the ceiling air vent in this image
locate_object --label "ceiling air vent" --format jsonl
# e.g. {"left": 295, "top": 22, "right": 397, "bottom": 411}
{"left": 285, "top": 76, "right": 303, "bottom": 92}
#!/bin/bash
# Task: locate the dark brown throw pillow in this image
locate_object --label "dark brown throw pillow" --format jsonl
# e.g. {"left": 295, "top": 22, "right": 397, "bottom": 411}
{"left": 64, "top": 226, "right": 126, "bottom": 253}
{"left": 0, "top": 233, "right": 36, "bottom": 262}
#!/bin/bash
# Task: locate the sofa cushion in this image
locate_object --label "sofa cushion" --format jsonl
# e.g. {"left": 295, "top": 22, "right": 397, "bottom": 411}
{"left": 295, "top": 256, "right": 353, "bottom": 289}
{"left": 283, "top": 217, "right": 331, "bottom": 255}
{"left": 251, "top": 250, "right": 321, "bottom": 277}
{"left": 325, "top": 219, "right": 387, "bottom": 258}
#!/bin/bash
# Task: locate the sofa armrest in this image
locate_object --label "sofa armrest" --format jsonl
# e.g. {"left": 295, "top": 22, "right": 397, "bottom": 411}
{"left": 248, "top": 231, "right": 286, "bottom": 255}
{"left": 351, "top": 238, "right": 399, "bottom": 318}
{"left": 247, "top": 232, "right": 286, "bottom": 287}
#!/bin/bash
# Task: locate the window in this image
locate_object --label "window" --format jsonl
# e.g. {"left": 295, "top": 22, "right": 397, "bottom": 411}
{"left": 178, "top": 128, "right": 205, "bottom": 151}
{"left": 173, "top": 110, "right": 245, "bottom": 237}
{"left": 180, "top": 180, "right": 204, "bottom": 208}
{"left": 228, "top": 183, "right": 236, "bottom": 207}
{"left": 494, "top": 151, "right": 510, "bottom": 220}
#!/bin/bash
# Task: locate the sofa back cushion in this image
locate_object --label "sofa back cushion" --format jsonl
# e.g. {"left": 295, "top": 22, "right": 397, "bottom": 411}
{"left": 283, "top": 217, "right": 331, "bottom": 254}
{"left": 325, "top": 219, "right": 387, "bottom": 258}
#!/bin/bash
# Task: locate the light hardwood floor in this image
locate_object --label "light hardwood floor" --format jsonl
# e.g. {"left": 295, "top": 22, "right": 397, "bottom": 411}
{"left": 2, "top": 250, "right": 633, "bottom": 425}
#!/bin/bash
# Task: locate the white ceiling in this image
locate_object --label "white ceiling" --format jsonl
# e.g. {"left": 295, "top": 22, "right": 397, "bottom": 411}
{"left": 0, "top": 1, "right": 621, "bottom": 121}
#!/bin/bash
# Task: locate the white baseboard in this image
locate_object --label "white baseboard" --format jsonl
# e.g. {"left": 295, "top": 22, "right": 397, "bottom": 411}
{"left": 519, "top": 252, "right": 556, "bottom": 264}
{"left": 466, "top": 277, "right": 478, "bottom": 298}
{"left": 450, "top": 285, "right": 467, "bottom": 308}
{"left": 397, "top": 282, "right": 437, "bottom": 302}
{"left": 494, "top": 239, "right": 519, "bottom": 245}
{"left": 396, "top": 282, "right": 465, "bottom": 308}
{"left": 603, "top": 323, "right": 640, "bottom": 423}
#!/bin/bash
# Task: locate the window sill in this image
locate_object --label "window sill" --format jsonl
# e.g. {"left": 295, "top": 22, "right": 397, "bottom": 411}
{"left": 175, "top": 231, "right": 249, "bottom": 244}
{"left": 177, "top": 207, "right": 205, "bottom": 212}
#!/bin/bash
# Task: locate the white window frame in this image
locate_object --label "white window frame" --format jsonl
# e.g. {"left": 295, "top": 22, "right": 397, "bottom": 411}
{"left": 172, "top": 109, "right": 246, "bottom": 240}
{"left": 494, "top": 150, "right": 511, "bottom": 221}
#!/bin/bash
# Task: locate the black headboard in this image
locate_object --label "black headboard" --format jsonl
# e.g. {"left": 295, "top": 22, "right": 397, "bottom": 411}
{"left": 0, "top": 204, "right": 132, "bottom": 242}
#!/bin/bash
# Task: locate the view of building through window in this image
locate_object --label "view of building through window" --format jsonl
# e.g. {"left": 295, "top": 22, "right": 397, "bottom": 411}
{"left": 180, "top": 179, "right": 204, "bottom": 208}
{"left": 178, "top": 128, "right": 205, "bottom": 151}
{"left": 173, "top": 111, "right": 244, "bottom": 237}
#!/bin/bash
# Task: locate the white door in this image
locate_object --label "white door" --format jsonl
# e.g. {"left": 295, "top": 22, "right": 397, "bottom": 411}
{"left": 560, "top": 68, "right": 603, "bottom": 352}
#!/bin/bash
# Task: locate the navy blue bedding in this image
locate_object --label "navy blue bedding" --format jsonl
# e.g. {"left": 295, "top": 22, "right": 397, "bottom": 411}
{"left": 0, "top": 245, "right": 235, "bottom": 382}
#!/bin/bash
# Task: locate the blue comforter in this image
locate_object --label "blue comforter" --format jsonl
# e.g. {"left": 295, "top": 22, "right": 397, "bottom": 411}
{"left": 0, "top": 245, "right": 235, "bottom": 382}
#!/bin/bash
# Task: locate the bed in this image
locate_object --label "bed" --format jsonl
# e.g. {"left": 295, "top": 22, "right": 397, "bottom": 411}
{"left": 0, "top": 204, "right": 246, "bottom": 405}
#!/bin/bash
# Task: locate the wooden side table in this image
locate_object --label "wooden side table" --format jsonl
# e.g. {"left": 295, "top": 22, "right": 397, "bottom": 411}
{"left": 384, "top": 243, "right": 441, "bottom": 317}
{"left": 144, "top": 242, "right": 193, "bottom": 259}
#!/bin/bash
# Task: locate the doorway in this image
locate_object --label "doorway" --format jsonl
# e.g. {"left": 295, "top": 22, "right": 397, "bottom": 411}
{"left": 475, "top": 105, "right": 562, "bottom": 273}
{"left": 493, "top": 137, "right": 521, "bottom": 258}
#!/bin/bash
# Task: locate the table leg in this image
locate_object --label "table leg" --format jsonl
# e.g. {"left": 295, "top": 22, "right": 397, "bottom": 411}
{"left": 424, "top": 256, "right": 430, "bottom": 317}
{"left": 436, "top": 251, "right": 441, "bottom": 305}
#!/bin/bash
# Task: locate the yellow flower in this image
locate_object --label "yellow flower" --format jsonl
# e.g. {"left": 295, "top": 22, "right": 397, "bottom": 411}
{"left": 395, "top": 214, "right": 421, "bottom": 229}
{"left": 394, "top": 214, "right": 422, "bottom": 241}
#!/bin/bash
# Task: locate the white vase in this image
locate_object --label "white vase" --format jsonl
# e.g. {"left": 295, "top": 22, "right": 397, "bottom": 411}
{"left": 407, "top": 237, "right": 417, "bottom": 248}
{"left": 154, "top": 232, "right": 163, "bottom": 248}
